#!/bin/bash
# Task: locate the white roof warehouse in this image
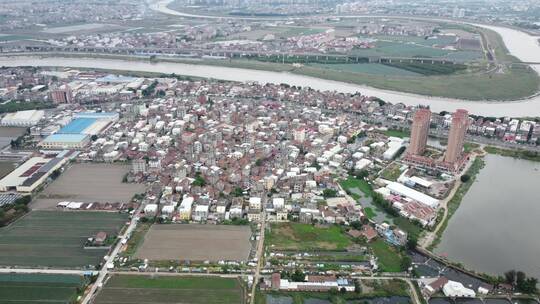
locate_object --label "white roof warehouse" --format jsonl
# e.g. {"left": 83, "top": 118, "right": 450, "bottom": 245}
{"left": 0, "top": 156, "right": 67, "bottom": 192}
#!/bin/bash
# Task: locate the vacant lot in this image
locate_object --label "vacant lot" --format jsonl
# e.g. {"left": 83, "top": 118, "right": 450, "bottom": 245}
{"left": 135, "top": 224, "right": 252, "bottom": 261}
{"left": 94, "top": 275, "right": 243, "bottom": 304}
{"left": 0, "top": 126, "right": 26, "bottom": 149}
{"left": 371, "top": 239, "right": 407, "bottom": 273}
{"left": 0, "top": 210, "right": 128, "bottom": 268}
{"left": 0, "top": 273, "right": 85, "bottom": 304}
{"left": 266, "top": 223, "right": 351, "bottom": 251}
{"left": 34, "top": 163, "right": 145, "bottom": 210}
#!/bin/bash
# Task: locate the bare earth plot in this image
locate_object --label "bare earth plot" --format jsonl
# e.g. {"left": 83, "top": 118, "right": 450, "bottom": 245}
{"left": 135, "top": 224, "right": 252, "bottom": 262}
{"left": 33, "top": 163, "right": 145, "bottom": 210}
{"left": 0, "top": 210, "right": 128, "bottom": 268}
{"left": 94, "top": 275, "right": 243, "bottom": 304}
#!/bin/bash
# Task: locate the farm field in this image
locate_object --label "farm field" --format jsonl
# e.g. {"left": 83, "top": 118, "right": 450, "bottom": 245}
{"left": 135, "top": 224, "right": 252, "bottom": 261}
{"left": 0, "top": 210, "right": 128, "bottom": 268}
{"left": 266, "top": 222, "right": 351, "bottom": 251}
{"left": 34, "top": 163, "right": 145, "bottom": 210}
{"left": 94, "top": 275, "right": 244, "bottom": 304}
{"left": 0, "top": 273, "right": 85, "bottom": 304}
{"left": 308, "top": 63, "right": 421, "bottom": 76}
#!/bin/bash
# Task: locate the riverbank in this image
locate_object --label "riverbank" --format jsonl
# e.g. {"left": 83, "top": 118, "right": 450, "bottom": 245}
{"left": 484, "top": 145, "right": 540, "bottom": 162}
{"left": 427, "top": 156, "right": 486, "bottom": 251}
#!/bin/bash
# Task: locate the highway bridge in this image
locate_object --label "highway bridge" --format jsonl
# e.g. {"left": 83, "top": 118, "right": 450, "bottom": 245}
{"left": 0, "top": 45, "right": 472, "bottom": 65}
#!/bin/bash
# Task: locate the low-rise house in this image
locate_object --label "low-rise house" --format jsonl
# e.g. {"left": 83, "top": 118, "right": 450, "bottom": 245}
{"left": 193, "top": 204, "right": 209, "bottom": 222}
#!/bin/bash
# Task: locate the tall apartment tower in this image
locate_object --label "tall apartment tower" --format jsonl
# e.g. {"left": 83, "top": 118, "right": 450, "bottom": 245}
{"left": 445, "top": 109, "right": 469, "bottom": 163}
{"left": 407, "top": 108, "right": 431, "bottom": 156}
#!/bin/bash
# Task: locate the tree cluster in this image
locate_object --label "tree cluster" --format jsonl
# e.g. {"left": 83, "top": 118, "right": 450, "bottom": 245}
{"left": 504, "top": 270, "right": 538, "bottom": 294}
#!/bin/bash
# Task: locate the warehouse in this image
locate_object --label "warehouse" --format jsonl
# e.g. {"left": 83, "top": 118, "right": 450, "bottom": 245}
{"left": 40, "top": 134, "right": 90, "bottom": 149}
{"left": 40, "top": 112, "right": 118, "bottom": 149}
{"left": 1, "top": 110, "right": 45, "bottom": 127}
{"left": 0, "top": 156, "right": 67, "bottom": 192}
{"left": 385, "top": 181, "right": 439, "bottom": 208}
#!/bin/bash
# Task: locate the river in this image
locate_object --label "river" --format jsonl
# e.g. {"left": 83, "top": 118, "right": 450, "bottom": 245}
{"left": 3, "top": 55, "right": 540, "bottom": 118}
{"left": 435, "top": 154, "right": 540, "bottom": 281}
{"left": 140, "top": 0, "right": 540, "bottom": 118}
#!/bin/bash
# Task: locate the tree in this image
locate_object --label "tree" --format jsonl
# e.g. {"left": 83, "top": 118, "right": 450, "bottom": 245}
{"left": 192, "top": 173, "right": 206, "bottom": 187}
{"left": 504, "top": 270, "right": 516, "bottom": 286}
{"left": 291, "top": 269, "right": 305, "bottom": 282}
{"left": 406, "top": 236, "right": 418, "bottom": 250}
{"left": 355, "top": 170, "right": 369, "bottom": 180}
{"left": 400, "top": 256, "right": 412, "bottom": 271}
{"left": 322, "top": 189, "right": 338, "bottom": 198}
{"left": 517, "top": 271, "right": 526, "bottom": 288}
{"left": 354, "top": 279, "right": 362, "bottom": 293}
{"left": 350, "top": 221, "right": 363, "bottom": 230}
{"left": 232, "top": 187, "right": 243, "bottom": 197}
{"left": 14, "top": 195, "right": 31, "bottom": 205}
{"left": 460, "top": 174, "right": 471, "bottom": 183}
{"left": 91, "top": 135, "right": 98, "bottom": 141}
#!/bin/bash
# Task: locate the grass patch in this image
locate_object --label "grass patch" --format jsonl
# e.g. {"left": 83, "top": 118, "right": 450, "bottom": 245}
{"left": 463, "top": 142, "right": 480, "bottom": 153}
{"left": 122, "top": 221, "right": 152, "bottom": 257}
{"left": 429, "top": 157, "right": 485, "bottom": 250}
{"left": 392, "top": 217, "right": 423, "bottom": 240}
{"left": 340, "top": 176, "right": 373, "bottom": 196}
{"left": 266, "top": 222, "right": 351, "bottom": 251}
{"left": 94, "top": 275, "right": 243, "bottom": 304}
{"left": 384, "top": 129, "right": 410, "bottom": 138}
{"left": 364, "top": 207, "right": 377, "bottom": 220}
{"left": 484, "top": 146, "right": 540, "bottom": 162}
{"left": 380, "top": 163, "right": 403, "bottom": 181}
{"left": 371, "top": 239, "right": 406, "bottom": 273}
{"left": 0, "top": 210, "right": 128, "bottom": 268}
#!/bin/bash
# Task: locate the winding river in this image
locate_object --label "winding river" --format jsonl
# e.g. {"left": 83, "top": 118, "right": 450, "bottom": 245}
{"left": 2, "top": 1, "right": 540, "bottom": 117}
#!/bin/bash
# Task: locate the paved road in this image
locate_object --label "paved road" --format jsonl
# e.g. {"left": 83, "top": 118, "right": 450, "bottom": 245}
{"left": 81, "top": 206, "right": 144, "bottom": 304}
{"left": 0, "top": 268, "right": 89, "bottom": 275}
{"left": 249, "top": 211, "right": 266, "bottom": 304}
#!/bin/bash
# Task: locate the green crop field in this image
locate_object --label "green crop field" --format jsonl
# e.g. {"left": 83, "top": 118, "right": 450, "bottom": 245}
{"left": 0, "top": 273, "right": 85, "bottom": 304}
{"left": 0, "top": 210, "right": 128, "bottom": 268}
{"left": 94, "top": 275, "right": 244, "bottom": 304}
{"left": 308, "top": 63, "right": 422, "bottom": 76}
{"left": 266, "top": 222, "right": 351, "bottom": 251}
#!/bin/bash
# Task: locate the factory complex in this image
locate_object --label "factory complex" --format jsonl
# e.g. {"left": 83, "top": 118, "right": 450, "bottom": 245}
{"left": 39, "top": 112, "right": 118, "bottom": 149}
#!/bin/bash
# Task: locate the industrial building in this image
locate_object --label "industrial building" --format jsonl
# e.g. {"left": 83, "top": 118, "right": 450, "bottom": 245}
{"left": 40, "top": 134, "right": 90, "bottom": 149}
{"left": 0, "top": 156, "right": 67, "bottom": 192}
{"left": 1, "top": 110, "right": 45, "bottom": 127}
{"left": 382, "top": 181, "right": 439, "bottom": 208}
{"left": 39, "top": 111, "right": 118, "bottom": 149}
